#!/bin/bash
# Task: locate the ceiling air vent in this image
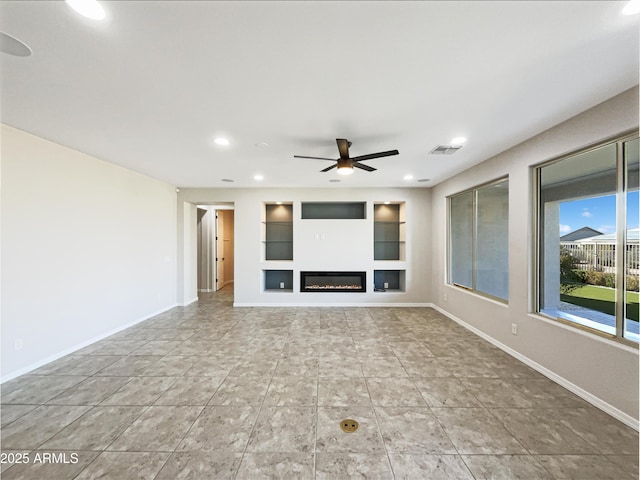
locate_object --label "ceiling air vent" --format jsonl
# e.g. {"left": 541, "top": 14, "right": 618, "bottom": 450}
{"left": 430, "top": 145, "right": 463, "bottom": 155}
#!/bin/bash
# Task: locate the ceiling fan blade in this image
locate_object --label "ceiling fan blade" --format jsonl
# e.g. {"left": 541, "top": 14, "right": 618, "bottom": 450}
{"left": 336, "top": 138, "right": 350, "bottom": 159}
{"left": 320, "top": 164, "right": 337, "bottom": 172}
{"left": 350, "top": 149, "right": 399, "bottom": 162}
{"left": 294, "top": 155, "right": 337, "bottom": 161}
{"left": 353, "top": 161, "right": 376, "bottom": 172}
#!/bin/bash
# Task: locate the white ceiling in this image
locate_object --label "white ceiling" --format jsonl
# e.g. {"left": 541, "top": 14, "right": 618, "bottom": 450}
{"left": 1, "top": 1, "right": 638, "bottom": 188}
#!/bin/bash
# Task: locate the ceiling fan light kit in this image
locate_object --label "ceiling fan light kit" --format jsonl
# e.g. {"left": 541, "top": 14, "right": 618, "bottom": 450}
{"left": 337, "top": 163, "right": 354, "bottom": 175}
{"left": 294, "top": 138, "right": 399, "bottom": 175}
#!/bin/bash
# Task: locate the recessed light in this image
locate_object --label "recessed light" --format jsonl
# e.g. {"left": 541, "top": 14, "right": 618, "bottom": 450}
{"left": 254, "top": 174, "right": 264, "bottom": 181}
{"left": 276, "top": 201, "right": 283, "bottom": 205}
{"left": 384, "top": 201, "right": 391, "bottom": 205}
{"left": 403, "top": 174, "right": 414, "bottom": 181}
{"left": 418, "top": 178, "right": 431, "bottom": 183}
{"left": 255, "top": 142, "right": 269, "bottom": 148}
{"left": 623, "top": 0, "right": 640, "bottom": 15}
{"left": 66, "top": 0, "right": 106, "bottom": 20}
{"left": 450, "top": 136, "right": 467, "bottom": 146}
{"left": 329, "top": 179, "right": 341, "bottom": 183}
{"left": 221, "top": 178, "right": 234, "bottom": 182}
{"left": 214, "top": 137, "right": 230, "bottom": 146}
{"left": 0, "top": 32, "right": 32, "bottom": 57}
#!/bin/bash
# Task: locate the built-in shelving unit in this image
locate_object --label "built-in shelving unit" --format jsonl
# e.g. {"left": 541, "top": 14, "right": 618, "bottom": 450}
{"left": 373, "top": 203, "right": 406, "bottom": 261}
{"left": 258, "top": 200, "right": 411, "bottom": 299}
{"left": 263, "top": 203, "right": 293, "bottom": 261}
{"left": 263, "top": 270, "right": 293, "bottom": 292}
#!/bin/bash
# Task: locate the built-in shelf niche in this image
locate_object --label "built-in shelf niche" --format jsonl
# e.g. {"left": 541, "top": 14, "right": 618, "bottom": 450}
{"left": 374, "top": 202, "right": 406, "bottom": 261}
{"left": 263, "top": 203, "right": 293, "bottom": 261}
{"left": 374, "top": 270, "right": 406, "bottom": 292}
{"left": 263, "top": 269, "right": 293, "bottom": 292}
{"left": 301, "top": 202, "right": 366, "bottom": 219}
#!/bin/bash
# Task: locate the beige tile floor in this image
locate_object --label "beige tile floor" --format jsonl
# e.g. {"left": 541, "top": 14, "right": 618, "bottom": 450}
{"left": 1, "top": 288, "right": 638, "bottom": 479}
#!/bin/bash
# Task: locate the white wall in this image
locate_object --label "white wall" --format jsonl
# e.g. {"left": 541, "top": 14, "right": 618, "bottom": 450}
{"left": 177, "top": 188, "right": 431, "bottom": 306}
{"left": 430, "top": 87, "right": 639, "bottom": 425}
{"left": 183, "top": 202, "right": 198, "bottom": 304}
{"left": 1, "top": 125, "right": 178, "bottom": 381}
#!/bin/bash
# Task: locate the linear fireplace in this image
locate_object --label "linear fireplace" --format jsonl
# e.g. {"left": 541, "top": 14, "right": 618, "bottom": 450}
{"left": 300, "top": 271, "right": 366, "bottom": 292}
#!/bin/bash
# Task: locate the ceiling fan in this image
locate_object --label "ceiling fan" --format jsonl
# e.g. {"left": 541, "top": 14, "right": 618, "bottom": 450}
{"left": 294, "top": 138, "right": 399, "bottom": 175}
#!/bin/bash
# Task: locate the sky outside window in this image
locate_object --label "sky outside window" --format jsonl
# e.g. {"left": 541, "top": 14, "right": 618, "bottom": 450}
{"left": 560, "top": 193, "right": 638, "bottom": 235}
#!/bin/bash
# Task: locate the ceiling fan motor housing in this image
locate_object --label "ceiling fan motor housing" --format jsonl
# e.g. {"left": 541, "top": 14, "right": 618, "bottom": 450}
{"left": 338, "top": 158, "right": 353, "bottom": 169}
{"left": 294, "top": 138, "right": 398, "bottom": 174}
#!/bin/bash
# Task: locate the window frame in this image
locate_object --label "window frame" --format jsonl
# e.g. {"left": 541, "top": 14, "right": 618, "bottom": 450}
{"left": 533, "top": 130, "right": 639, "bottom": 347}
{"left": 447, "top": 176, "right": 510, "bottom": 303}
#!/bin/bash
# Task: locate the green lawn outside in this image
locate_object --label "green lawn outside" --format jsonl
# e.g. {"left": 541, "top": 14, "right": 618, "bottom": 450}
{"left": 561, "top": 285, "right": 639, "bottom": 322}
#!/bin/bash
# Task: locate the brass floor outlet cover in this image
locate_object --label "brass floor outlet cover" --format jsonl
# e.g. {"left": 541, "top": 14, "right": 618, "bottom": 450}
{"left": 340, "top": 419, "right": 359, "bottom": 433}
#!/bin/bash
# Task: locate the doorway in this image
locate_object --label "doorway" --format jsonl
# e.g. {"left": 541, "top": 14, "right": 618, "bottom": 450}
{"left": 197, "top": 205, "right": 234, "bottom": 293}
{"left": 216, "top": 209, "right": 235, "bottom": 291}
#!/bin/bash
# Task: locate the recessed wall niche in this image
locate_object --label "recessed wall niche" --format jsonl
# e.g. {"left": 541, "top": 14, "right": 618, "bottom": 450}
{"left": 373, "top": 202, "right": 406, "bottom": 260}
{"left": 263, "top": 270, "right": 293, "bottom": 291}
{"left": 263, "top": 203, "right": 293, "bottom": 261}
{"left": 374, "top": 270, "right": 406, "bottom": 292}
{"left": 301, "top": 202, "right": 366, "bottom": 219}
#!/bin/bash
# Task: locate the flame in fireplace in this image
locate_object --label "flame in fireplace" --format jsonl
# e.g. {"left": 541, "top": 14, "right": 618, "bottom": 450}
{"left": 305, "top": 284, "right": 363, "bottom": 290}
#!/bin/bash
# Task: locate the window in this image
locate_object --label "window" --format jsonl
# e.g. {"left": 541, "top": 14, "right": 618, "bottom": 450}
{"left": 536, "top": 133, "right": 639, "bottom": 344}
{"left": 625, "top": 138, "right": 639, "bottom": 339}
{"left": 448, "top": 178, "right": 509, "bottom": 301}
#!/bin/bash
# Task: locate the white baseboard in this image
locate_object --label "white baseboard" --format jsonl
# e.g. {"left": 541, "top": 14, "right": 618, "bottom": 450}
{"left": 1, "top": 303, "right": 178, "bottom": 384}
{"left": 429, "top": 303, "right": 640, "bottom": 432}
{"left": 180, "top": 296, "right": 199, "bottom": 306}
{"left": 233, "top": 302, "right": 432, "bottom": 308}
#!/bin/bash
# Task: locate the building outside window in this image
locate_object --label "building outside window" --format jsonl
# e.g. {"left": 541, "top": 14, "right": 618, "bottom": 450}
{"left": 449, "top": 178, "right": 509, "bottom": 302}
{"left": 536, "top": 134, "right": 639, "bottom": 344}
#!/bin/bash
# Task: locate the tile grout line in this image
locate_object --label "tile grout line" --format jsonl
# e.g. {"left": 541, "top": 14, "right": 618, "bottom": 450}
{"left": 149, "top": 369, "right": 231, "bottom": 477}
{"left": 72, "top": 308, "right": 238, "bottom": 479}
{"left": 362, "top": 349, "right": 396, "bottom": 479}
{"left": 65, "top": 403, "right": 152, "bottom": 479}
{"left": 313, "top": 330, "right": 320, "bottom": 480}
{"left": 3, "top": 296, "right": 638, "bottom": 479}
{"left": 231, "top": 315, "right": 279, "bottom": 480}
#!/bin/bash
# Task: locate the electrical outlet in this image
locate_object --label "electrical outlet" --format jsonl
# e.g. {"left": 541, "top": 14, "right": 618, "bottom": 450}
{"left": 511, "top": 323, "right": 518, "bottom": 335}
{"left": 280, "top": 282, "right": 285, "bottom": 289}
{"left": 384, "top": 282, "right": 389, "bottom": 289}
{"left": 14, "top": 338, "right": 23, "bottom": 351}
{"left": 443, "top": 293, "right": 448, "bottom": 302}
